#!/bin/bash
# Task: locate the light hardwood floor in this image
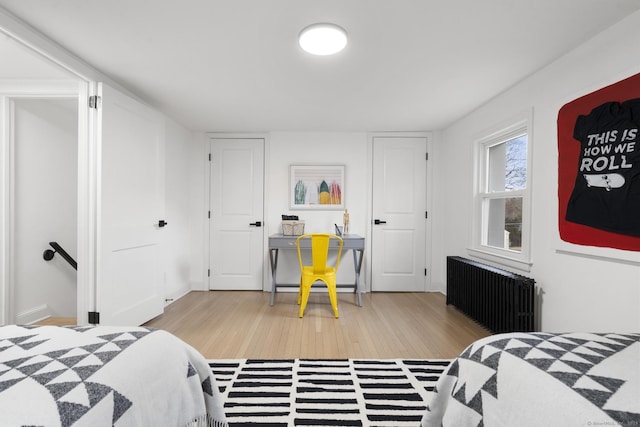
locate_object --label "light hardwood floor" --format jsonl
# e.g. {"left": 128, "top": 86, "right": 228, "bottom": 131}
{"left": 34, "top": 317, "right": 77, "bottom": 326}
{"left": 144, "top": 290, "right": 490, "bottom": 360}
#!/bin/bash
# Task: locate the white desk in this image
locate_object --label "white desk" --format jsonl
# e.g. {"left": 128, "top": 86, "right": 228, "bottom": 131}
{"left": 268, "top": 234, "right": 365, "bottom": 307}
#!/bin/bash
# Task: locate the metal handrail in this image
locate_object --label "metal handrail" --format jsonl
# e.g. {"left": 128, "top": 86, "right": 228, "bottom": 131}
{"left": 43, "top": 241, "right": 77, "bottom": 270}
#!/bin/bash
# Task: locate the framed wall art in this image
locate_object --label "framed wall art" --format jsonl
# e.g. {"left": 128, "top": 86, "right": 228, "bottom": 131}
{"left": 290, "top": 164, "right": 345, "bottom": 210}
{"left": 557, "top": 71, "right": 640, "bottom": 253}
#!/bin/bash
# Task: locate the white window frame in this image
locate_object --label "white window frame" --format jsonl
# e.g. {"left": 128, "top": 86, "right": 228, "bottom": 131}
{"left": 469, "top": 111, "right": 533, "bottom": 272}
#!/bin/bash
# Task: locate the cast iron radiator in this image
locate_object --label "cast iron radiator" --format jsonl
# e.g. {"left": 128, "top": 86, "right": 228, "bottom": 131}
{"left": 446, "top": 256, "right": 535, "bottom": 333}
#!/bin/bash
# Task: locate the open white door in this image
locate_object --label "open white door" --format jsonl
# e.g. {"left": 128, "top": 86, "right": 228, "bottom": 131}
{"left": 95, "top": 83, "right": 165, "bottom": 325}
{"left": 371, "top": 136, "right": 428, "bottom": 291}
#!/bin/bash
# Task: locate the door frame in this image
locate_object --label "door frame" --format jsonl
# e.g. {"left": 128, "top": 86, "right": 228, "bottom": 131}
{"left": 205, "top": 133, "right": 269, "bottom": 291}
{"left": 0, "top": 82, "right": 81, "bottom": 325}
{"left": 366, "top": 132, "right": 434, "bottom": 292}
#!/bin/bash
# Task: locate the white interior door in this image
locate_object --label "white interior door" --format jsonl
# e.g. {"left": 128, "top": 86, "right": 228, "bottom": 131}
{"left": 209, "top": 138, "right": 264, "bottom": 290}
{"left": 371, "top": 137, "right": 427, "bottom": 291}
{"left": 96, "top": 83, "right": 165, "bottom": 325}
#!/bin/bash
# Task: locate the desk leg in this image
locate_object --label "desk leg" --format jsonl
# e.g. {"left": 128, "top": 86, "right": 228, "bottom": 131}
{"left": 352, "top": 248, "right": 364, "bottom": 307}
{"left": 269, "top": 248, "right": 279, "bottom": 306}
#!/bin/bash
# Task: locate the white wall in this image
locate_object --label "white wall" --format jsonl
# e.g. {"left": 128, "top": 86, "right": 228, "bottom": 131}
{"left": 14, "top": 98, "right": 77, "bottom": 322}
{"left": 186, "top": 132, "right": 209, "bottom": 291}
{"left": 432, "top": 11, "right": 640, "bottom": 332}
{"left": 266, "top": 132, "right": 369, "bottom": 287}
{"left": 162, "top": 119, "right": 197, "bottom": 303}
{"left": 187, "top": 131, "right": 371, "bottom": 291}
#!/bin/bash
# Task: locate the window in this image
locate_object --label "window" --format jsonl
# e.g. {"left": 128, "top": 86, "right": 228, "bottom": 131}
{"left": 471, "top": 115, "right": 532, "bottom": 270}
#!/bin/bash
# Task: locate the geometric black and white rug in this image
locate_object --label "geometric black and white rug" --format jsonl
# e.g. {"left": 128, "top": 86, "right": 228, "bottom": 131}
{"left": 209, "top": 359, "right": 451, "bottom": 427}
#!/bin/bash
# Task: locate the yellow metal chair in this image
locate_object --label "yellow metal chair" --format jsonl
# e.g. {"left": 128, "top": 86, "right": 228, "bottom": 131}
{"left": 295, "top": 233, "right": 343, "bottom": 318}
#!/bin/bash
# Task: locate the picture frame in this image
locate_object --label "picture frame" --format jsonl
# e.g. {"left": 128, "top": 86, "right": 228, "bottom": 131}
{"left": 290, "top": 164, "right": 345, "bottom": 210}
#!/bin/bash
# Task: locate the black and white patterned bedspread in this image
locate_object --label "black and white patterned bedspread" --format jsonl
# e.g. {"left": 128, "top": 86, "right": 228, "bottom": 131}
{"left": 422, "top": 332, "right": 640, "bottom": 427}
{"left": 0, "top": 325, "right": 228, "bottom": 427}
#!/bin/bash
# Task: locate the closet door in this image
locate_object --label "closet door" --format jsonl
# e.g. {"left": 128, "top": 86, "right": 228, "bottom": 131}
{"left": 96, "top": 83, "right": 165, "bottom": 325}
{"left": 371, "top": 136, "right": 427, "bottom": 291}
{"left": 209, "top": 138, "right": 264, "bottom": 290}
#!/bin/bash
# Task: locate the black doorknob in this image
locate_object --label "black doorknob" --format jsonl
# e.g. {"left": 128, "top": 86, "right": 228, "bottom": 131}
{"left": 158, "top": 220, "right": 168, "bottom": 228}
{"left": 249, "top": 221, "right": 262, "bottom": 227}
{"left": 374, "top": 219, "right": 387, "bottom": 225}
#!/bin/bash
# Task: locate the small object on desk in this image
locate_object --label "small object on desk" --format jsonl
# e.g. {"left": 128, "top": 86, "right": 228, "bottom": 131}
{"left": 335, "top": 224, "right": 343, "bottom": 236}
{"left": 343, "top": 209, "right": 350, "bottom": 235}
{"left": 282, "top": 215, "right": 303, "bottom": 235}
{"left": 282, "top": 219, "right": 305, "bottom": 236}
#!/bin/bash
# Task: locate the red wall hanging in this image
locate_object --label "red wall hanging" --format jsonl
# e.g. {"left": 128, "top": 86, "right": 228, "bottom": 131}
{"left": 557, "top": 72, "right": 640, "bottom": 251}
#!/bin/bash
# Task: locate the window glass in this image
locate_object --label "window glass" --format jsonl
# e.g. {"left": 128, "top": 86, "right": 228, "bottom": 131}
{"left": 485, "top": 197, "right": 523, "bottom": 251}
{"left": 488, "top": 135, "right": 527, "bottom": 192}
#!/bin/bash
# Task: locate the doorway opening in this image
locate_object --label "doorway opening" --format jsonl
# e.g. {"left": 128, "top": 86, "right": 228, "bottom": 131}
{"left": 12, "top": 98, "right": 78, "bottom": 325}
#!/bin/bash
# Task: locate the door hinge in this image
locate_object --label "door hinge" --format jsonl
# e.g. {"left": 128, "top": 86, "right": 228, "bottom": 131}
{"left": 207, "top": 269, "right": 211, "bottom": 277}
{"left": 88, "top": 95, "right": 101, "bottom": 109}
{"left": 208, "top": 153, "right": 211, "bottom": 161}
{"left": 88, "top": 311, "right": 100, "bottom": 324}
{"left": 425, "top": 211, "right": 428, "bottom": 219}
{"left": 208, "top": 211, "right": 211, "bottom": 219}
{"left": 426, "top": 152, "right": 429, "bottom": 161}
{"left": 425, "top": 268, "right": 427, "bottom": 276}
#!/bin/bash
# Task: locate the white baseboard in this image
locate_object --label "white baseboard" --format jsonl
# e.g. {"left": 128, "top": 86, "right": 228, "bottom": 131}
{"left": 17, "top": 304, "right": 51, "bottom": 325}
{"left": 164, "top": 285, "right": 191, "bottom": 306}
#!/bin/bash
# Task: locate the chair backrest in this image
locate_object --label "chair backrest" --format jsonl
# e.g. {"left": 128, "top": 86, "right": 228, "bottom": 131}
{"left": 295, "top": 233, "right": 343, "bottom": 274}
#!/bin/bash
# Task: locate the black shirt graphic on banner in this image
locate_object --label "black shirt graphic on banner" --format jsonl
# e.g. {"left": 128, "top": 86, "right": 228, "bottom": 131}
{"left": 566, "top": 98, "right": 640, "bottom": 237}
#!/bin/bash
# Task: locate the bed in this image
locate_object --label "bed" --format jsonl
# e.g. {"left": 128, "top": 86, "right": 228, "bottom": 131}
{"left": 422, "top": 332, "right": 640, "bottom": 427}
{"left": 0, "top": 324, "right": 228, "bottom": 427}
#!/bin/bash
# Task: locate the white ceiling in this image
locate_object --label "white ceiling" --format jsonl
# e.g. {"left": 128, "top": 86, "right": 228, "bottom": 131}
{"left": 1, "top": 1, "right": 639, "bottom": 133}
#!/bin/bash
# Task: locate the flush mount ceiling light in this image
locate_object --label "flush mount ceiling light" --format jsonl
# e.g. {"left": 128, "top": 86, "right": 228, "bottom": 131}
{"left": 299, "top": 23, "right": 348, "bottom": 55}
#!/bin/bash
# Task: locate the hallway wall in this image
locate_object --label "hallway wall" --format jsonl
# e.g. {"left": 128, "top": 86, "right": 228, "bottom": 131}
{"left": 13, "top": 98, "right": 77, "bottom": 323}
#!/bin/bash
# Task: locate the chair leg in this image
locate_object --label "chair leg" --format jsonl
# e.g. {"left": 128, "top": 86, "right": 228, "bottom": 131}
{"left": 298, "top": 279, "right": 311, "bottom": 318}
{"left": 326, "top": 279, "right": 339, "bottom": 318}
